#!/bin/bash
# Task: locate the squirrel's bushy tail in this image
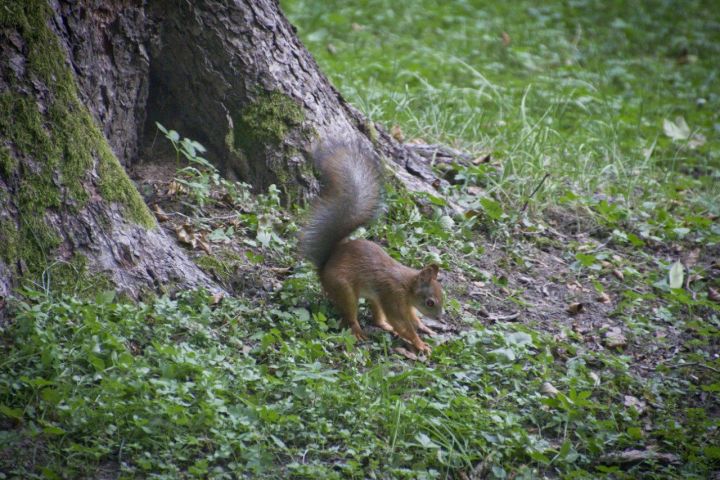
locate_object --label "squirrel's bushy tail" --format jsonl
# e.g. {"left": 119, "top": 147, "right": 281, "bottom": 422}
{"left": 300, "top": 143, "right": 381, "bottom": 269}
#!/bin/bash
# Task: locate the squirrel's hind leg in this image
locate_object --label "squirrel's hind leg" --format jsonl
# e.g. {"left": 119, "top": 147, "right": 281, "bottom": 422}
{"left": 324, "top": 280, "right": 366, "bottom": 340}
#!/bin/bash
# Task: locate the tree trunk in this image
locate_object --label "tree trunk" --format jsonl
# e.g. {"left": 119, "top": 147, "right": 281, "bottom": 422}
{"left": 0, "top": 0, "right": 216, "bottom": 303}
{"left": 0, "top": 0, "right": 442, "bottom": 304}
{"left": 144, "top": 0, "right": 439, "bottom": 200}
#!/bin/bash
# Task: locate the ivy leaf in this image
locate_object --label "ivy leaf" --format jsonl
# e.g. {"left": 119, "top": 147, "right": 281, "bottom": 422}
{"left": 416, "top": 432, "right": 440, "bottom": 449}
{"left": 0, "top": 404, "right": 23, "bottom": 420}
{"left": 506, "top": 332, "right": 532, "bottom": 346}
{"left": 669, "top": 261, "right": 684, "bottom": 289}
{"left": 489, "top": 347, "right": 516, "bottom": 362}
{"left": 291, "top": 307, "right": 310, "bottom": 322}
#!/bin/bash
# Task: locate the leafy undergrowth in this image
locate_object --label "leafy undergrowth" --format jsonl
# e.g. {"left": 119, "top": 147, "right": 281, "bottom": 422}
{"left": 2, "top": 0, "right": 720, "bottom": 478}
{"left": 1, "top": 274, "right": 716, "bottom": 479}
{"left": 1, "top": 148, "right": 719, "bottom": 477}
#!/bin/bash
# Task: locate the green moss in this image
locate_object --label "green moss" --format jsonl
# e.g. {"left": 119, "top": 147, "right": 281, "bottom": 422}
{"left": 0, "top": 218, "right": 19, "bottom": 265}
{"left": 195, "top": 249, "right": 248, "bottom": 289}
{"left": 533, "top": 235, "right": 563, "bottom": 250}
{"left": 363, "top": 120, "right": 379, "bottom": 145}
{"left": 45, "top": 253, "right": 114, "bottom": 296}
{"left": 0, "top": 146, "right": 17, "bottom": 178}
{"left": 0, "top": 94, "right": 63, "bottom": 276}
{"left": 224, "top": 128, "right": 250, "bottom": 179}
{"left": 96, "top": 140, "right": 155, "bottom": 227}
{"left": 195, "top": 254, "right": 235, "bottom": 284}
{"left": 0, "top": 1, "right": 155, "bottom": 290}
{"left": 227, "top": 90, "right": 320, "bottom": 200}
{"left": 232, "top": 90, "right": 306, "bottom": 158}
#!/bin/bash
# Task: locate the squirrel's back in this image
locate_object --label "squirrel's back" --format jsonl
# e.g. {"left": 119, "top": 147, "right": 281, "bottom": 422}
{"left": 299, "top": 143, "right": 381, "bottom": 269}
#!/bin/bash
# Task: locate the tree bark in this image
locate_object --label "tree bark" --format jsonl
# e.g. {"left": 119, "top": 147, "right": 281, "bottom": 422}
{"left": 0, "top": 0, "right": 216, "bottom": 303}
{"left": 0, "top": 0, "right": 443, "bottom": 304}
{"left": 144, "top": 0, "right": 441, "bottom": 199}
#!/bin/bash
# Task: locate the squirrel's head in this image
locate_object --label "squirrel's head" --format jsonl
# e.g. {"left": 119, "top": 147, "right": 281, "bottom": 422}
{"left": 412, "top": 264, "right": 444, "bottom": 319}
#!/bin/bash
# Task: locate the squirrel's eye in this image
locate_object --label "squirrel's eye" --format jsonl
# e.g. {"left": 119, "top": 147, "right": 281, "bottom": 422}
{"left": 425, "top": 299, "right": 435, "bottom": 308}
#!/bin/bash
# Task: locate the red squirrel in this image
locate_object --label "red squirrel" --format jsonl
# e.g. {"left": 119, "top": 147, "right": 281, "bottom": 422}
{"left": 300, "top": 144, "right": 443, "bottom": 353}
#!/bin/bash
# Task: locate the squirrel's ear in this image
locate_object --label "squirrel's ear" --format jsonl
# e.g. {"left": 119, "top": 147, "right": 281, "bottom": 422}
{"left": 419, "top": 264, "right": 440, "bottom": 281}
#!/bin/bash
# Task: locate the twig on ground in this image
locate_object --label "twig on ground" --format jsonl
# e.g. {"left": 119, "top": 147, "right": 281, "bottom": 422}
{"left": 667, "top": 362, "right": 720, "bottom": 374}
{"left": 638, "top": 361, "right": 720, "bottom": 375}
{"left": 487, "top": 312, "right": 521, "bottom": 322}
{"left": 520, "top": 173, "right": 550, "bottom": 214}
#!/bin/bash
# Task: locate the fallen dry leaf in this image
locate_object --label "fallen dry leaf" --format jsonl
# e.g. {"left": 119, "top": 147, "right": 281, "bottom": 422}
{"left": 596, "top": 292, "right": 611, "bottom": 303}
{"left": 623, "top": 395, "right": 647, "bottom": 414}
{"left": 269, "top": 267, "right": 292, "bottom": 275}
{"left": 501, "top": 31, "right": 511, "bottom": 46}
{"left": 612, "top": 269, "right": 625, "bottom": 281}
{"left": 684, "top": 248, "right": 700, "bottom": 268}
{"left": 540, "top": 382, "right": 559, "bottom": 397}
{"left": 197, "top": 238, "right": 212, "bottom": 255}
{"left": 167, "top": 180, "right": 187, "bottom": 196}
{"left": 566, "top": 302, "right": 584, "bottom": 315}
{"left": 210, "top": 292, "right": 224, "bottom": 305}
{"left": 472, "top": 153, "right": 492, "bottom": 165}
{"left": 196, "top": 231, "right": 212, "bottom": 254}
{"left": 709, "top": 287, "right": 720, "bottom": 303}
{"left": 604, "top": 327, "right": 627, "bottom": 349}
{"left": 571, "top": 321, "right": 587, "bottom": 335}
{"left": 390, "top": 125, "right": 404, "bottom": 142}
{"left": 466, "top": 185, "right": 484, "bottom": 196}
{"left": 176, "top": 224, "right": 196, "bottom": 248}
{"left": 152, "top": 204, "right": 169, "bottom": 222}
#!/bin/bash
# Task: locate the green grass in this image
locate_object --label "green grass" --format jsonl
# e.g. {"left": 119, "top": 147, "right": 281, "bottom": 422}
{"left": 2, "top": 0, "right": 720, "bottom": 478}
{"left": 283, "top": 0, "right": 720, "bottom": 231}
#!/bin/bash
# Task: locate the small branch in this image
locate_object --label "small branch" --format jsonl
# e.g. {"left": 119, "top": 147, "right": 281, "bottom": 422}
{"left": 638, "top": 361, "right": 720, "bottom": 375}
{"left": 488, "top": 312, "right": 521, "bottom": 322}
{"left": 165, "top": 211, "right": 241, "bottom": 222}
{"left": 667, "top": 362, "right": 720, "bottom": 374}
{"left": 520, "top": 173, "right": 550, "bottom": 214}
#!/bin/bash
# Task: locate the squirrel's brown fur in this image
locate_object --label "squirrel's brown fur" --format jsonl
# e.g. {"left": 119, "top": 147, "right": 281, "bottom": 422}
{"left": 300, "top": 144, "right": 443, "bottom": 353}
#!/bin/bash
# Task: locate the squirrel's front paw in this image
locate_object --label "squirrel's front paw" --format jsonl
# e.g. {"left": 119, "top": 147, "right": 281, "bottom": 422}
{"left": 415, "top": 341, "right": 432, "bottom": 355}
{"left": 352, "top": 327, "right": 368, "bottom": 341}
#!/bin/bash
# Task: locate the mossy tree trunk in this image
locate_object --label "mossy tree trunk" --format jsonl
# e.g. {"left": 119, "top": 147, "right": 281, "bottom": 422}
{"left": 144, "top": 0, "right": 439, "bottom": 202}
{"left": 0, "top": 0, "right": 441, "bottom": 306}
{"left": 0, "top": 1, "right": 217, "bottom": 305}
